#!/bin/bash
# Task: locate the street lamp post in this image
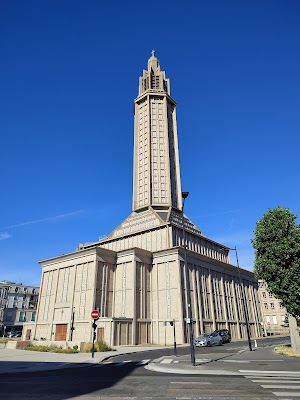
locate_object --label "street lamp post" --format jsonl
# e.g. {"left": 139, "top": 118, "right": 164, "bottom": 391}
{"left": 227, "top": 246, "right": 252, "bottom": 351}
{"left": 182, "top": 191, "right": 196, "bottom": 366}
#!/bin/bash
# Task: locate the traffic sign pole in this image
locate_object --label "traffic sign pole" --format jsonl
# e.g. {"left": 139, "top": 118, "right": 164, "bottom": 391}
{"left": 91, "top": 310, "right": 100, "bottom": 359}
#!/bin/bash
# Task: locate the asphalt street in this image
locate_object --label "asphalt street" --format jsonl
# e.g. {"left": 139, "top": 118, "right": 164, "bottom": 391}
{"left": 0, "top": 336, "right": 298, "bottom": 400}
{"left": 107, "top": 335, "right": 290, "bottom": 364}
{"left": 0, "top": 360, "right": 276, "bottom": 400}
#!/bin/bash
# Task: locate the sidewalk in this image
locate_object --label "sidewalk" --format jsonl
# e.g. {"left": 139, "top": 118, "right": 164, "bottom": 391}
{"left": 0, "top": 344, "right": 168, "bottom": 374}
{"left": 146, "top": 345, "right": 300, "bottom": 375}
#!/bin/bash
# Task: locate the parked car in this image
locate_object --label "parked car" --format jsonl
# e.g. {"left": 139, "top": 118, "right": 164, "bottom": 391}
{"left": 5, "top": 331, "right": 22, "bottom": 338}
{"left": 194, "top": 332, "right": 223, "bottom": 347}
{"left": 214, "top": 329, "right": 231, "bottom": 343}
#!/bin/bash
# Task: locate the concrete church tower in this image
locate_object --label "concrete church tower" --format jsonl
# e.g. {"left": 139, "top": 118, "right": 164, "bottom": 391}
{"left": 26, "top": 53, "right": 263, "bottom": 347}
{"left": 133, "top": 50, "right": 182, "bottom": 213}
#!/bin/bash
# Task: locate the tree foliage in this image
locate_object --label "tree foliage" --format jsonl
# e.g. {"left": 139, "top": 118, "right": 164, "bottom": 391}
{"left": 252, "top": 207, "right": 300, "bottom": 318}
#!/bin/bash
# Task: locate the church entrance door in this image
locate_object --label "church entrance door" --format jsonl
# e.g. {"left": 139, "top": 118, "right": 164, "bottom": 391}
{"left": 55, "top": 324, "right": 67, "bottom": 341}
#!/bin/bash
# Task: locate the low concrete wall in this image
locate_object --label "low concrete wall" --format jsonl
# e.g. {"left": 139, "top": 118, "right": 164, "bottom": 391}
{"left": 6, "top": 341, "right": 17, "bottom": 349}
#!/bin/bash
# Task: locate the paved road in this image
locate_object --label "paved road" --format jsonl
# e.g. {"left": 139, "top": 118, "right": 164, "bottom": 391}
{"left": 107, "top": 335, "right": 290, "bottom": 364}
{"left": 0, "top": 336, "right": 297, "bottom": 400}
{"left": 0, "top": 361, "right": 278, "bottom": 400}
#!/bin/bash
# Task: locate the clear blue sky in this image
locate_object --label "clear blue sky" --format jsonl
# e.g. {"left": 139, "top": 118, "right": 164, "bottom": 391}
{"left": 1, "top": 1, "right": 299, "bottom": 286}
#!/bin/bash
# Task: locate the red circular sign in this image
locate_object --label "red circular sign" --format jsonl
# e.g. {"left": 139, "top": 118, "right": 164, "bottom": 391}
{"left": 91, "top": 310, "right": 100, "bottom": 319}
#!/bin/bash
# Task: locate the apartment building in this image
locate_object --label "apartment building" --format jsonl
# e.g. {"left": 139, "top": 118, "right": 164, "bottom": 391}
{"left": 258, "top": 280, "right": 289, "bottom": 336}
{"left": 0, "top": 281, "right": 39, "bottom": 336}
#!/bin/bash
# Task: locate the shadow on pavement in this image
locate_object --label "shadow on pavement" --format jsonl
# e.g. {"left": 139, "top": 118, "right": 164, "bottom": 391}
{"left": 0, "top": 361, "right": 144, "bottom": 399}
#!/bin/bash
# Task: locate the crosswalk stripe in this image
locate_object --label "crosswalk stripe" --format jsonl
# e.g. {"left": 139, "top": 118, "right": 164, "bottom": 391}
{"left": 245, "top": 376, "right": 300, "bottom": 380}
{"left": 261, "top": 385, "right": 300, "bottom": 389}
{"left": 241, "top": 370, "right": 300, "bottom": 399}
{"left": 240, "top": 370, "right": 300, "bottom": 375}
{"left": 252, "top": 380, "right": 300, "bottom": 384}
{"left": 161, "top": 359, "right": 173, "bottom": 364}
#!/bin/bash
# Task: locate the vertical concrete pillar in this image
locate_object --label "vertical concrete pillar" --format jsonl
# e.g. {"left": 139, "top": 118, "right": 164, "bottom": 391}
{"left": 221, "top": 274, "right": 229, "bottom": 329}
{"left": 231, "top": 278, "right": 241, "bottom": 339}
{"left": 132, "top": 258, "right": 137, "bottom": 345}
{"left": 208, "top": 270, "right": 216, "bottom": 331}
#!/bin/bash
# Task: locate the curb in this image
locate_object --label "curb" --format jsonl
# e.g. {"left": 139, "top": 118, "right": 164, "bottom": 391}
{"left": 94, "top": 345, "right": 176, "bottom": 364}
{"left": 145, "top": 363, "right": 241, "bottom": 375}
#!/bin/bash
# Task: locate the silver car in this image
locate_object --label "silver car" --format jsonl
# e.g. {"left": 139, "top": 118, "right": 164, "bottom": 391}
{"left": 194, "top": 332, "right": 223, "bottom": 347}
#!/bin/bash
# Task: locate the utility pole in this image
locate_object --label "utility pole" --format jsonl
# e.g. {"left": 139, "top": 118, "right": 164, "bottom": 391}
{"left": 182, "top": 191, "right": 196, "bottom": 366}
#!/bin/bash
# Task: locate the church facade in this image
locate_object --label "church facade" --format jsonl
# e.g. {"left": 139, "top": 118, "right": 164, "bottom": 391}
{"left": 24, "top": 53, "right": 263, "bottom": 346}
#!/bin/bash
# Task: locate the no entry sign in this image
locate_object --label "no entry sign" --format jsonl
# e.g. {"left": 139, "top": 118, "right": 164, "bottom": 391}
{"left": 91, "top": 310, "right": 100, "bottom": 319}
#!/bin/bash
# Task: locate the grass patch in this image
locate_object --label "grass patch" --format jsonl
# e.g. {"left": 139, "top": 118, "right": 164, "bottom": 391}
{"left": 275, "top": 345, "right": 300, "bottom": 358}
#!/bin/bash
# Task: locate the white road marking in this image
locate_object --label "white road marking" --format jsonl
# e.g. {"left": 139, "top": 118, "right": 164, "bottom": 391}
{"left": 161, "top": 358, "right": 173, "bottom": 364}
{"left": 252, "top": 380, "right": 300, "bottom": 383}
{"left": 239, "top": 370, "right": 300, "bottom": 376}
{"left": 170, "top": 381, "right": 211, "bottom": 385}
{"left": 245, "top": 376, "right": 300, "bottom": 380}
{"left": 261, "top": 385, "right": 300, "bottom": 389}
{"left": 272, "top": 393, "right": 300, "bottom": 397}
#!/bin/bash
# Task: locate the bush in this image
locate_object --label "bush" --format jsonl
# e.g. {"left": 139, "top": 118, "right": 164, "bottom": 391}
{"left": 16, "top": 343, "right": 78, "bottom": 353}
{"left": 25, "top": 345, "right": 49, "bottom": 352}
{"left": 82, "top": 341, "right": 113, "bottom": 353}
{"left": 53, "top": 347, "right": 78, "bottom": 354}
{"left": 16, "top": 341, "right": 32, "bottom": 349}
{"left": 97, "top": 341, "right": 113, "bottom": 352}
{"left": 83, "top": 342, "right": 93, "bottom": 353}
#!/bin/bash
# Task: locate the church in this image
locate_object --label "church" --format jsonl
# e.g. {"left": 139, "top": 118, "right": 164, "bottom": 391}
{"left": 24, "top": 52, "right": 263, "bottom": 346}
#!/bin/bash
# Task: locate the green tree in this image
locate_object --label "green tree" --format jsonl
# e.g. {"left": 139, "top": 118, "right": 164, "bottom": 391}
{"left": 252, "top": 207, "right": 300, "bottom": 353}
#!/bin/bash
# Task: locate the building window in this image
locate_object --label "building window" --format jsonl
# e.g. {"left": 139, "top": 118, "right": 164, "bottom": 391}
{"left": 22, "top": 302, "right": 26, "bottom": 309}
{"left": 281, "top": 315, "right": 286, "bottom": 322}
{"left": 31, "top": 312, "right": 36, "bottom": 322}
{"left": 19, "top": 312, "right": 26, "bottom": 322}
{"left": 279, "top": 303, "right": 284, "bottom": 309}
{"left": 272, "top": 315, "right": 277, "bottom": 324}
{"left": 15, "top": 287, "right": 19, "bottom": 293}
{"left": 13, "top": 301, "right": 17, "bottom": 308}
{"left": 270, "top": 303, "right": 275, "bottom": 309}
{"left": 264, "top": 303, "right": 268, "bottom": 310}
{"left": 32, "top": 288, "right": 36, "bottom": 294}
{"left": 6, "top": 311, "right": 12, "bottom": 322}
{"left": 269, "top": 292, "right": 273, "bottom": 298}
{"left": 266, "top": 315, "right": 270, "bottom": 323}
{"left": 24, "top": 288, "right": 28, "bottom": 293}
{"left": 262, "top": 292, "right": 267, "bottom": 298}
{"left": 14, "top": 295, "right": 18, "bottom": 301}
